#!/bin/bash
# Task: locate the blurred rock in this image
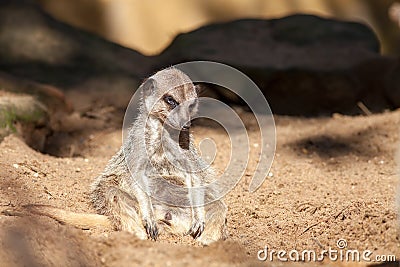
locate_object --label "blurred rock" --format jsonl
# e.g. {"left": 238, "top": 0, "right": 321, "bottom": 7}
{"left": 161, "top": 15, "right": 379, "bottom": 71}
{"left": 0, "top": 91, "right": 48, "bottom": 150}
{"left": 384, "top": 58, "right": 400, "bottom": 107}
{"left": 0, "top": 0, "right": 147, "bottom": 110}
{"left": 0, "top": 71, "right": 74, "bottom": 135}
{"left": 159, "top": 15, "right": 385, "bottom": 115}
{"left": 0, "top": 72, "right": 73, "bottom": 114}
{"left": 0, "top": 72, "right": 113, "bottom": 153}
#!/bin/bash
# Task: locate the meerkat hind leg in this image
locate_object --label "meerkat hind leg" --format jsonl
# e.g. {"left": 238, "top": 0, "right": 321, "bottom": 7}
{"left": 105, "top": 187, "right": 148, "bottom": 240}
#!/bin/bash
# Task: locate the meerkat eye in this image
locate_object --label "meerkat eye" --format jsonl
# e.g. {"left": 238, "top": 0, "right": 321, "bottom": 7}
{"left": 163, "top": 95, "right": 179, "bottom": 108}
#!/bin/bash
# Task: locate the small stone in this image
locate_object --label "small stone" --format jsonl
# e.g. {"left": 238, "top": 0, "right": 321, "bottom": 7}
{"left": 12, "top": 163, "right": 19, "bottom": 169}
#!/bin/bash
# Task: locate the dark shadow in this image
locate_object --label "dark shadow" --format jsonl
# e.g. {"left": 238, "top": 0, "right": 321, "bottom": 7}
{"left": 3, "top": 227, "right": 42, "bottom": 267}
{"left": 370, "top": 261, "right": 400, "bottom": 267}
{"left": 1, "top": 216, "right": 99, "bottom": 266}
{"left": 0, "top": 150, "right": 99, "bottom": 266}
{"left": 287, "top": 122, "right": 391, "bottom": 160}
{"left": 291, "top": 135, "right": 352, "bottom": 159}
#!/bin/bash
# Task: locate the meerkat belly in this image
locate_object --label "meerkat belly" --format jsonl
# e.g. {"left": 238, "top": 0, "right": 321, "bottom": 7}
{"left": 148, "top": 152, "right": 193, "bottom": 232}
{"left": 150, "top": 150, "right": 188, "bottom": 185}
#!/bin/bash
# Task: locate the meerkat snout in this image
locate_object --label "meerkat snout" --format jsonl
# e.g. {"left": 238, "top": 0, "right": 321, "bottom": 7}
{"left": 165, "top": 99, "right": 198, "bottom": 131}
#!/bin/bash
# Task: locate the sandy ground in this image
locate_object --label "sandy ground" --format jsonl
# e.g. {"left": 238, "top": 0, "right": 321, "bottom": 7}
{"left": 0, "top": 100, "right": 399, "bottom": 266}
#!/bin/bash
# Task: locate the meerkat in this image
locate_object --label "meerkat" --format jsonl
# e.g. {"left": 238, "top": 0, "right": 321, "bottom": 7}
{"left": 3, "top": 68, "right": 227, "bottom": 245}
{"left": 90, "top": 67, "right": 227, "bottom": 244}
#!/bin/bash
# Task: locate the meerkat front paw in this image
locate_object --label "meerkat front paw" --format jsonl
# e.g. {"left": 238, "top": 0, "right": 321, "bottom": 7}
{"left": 143, "top": 218, "right": 159, "bottom": 240}
{"left": 187, "top": 220, "right": 205, "bottom": 239}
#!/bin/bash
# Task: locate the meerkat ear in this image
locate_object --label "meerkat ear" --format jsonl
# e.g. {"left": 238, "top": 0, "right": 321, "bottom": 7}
{"left": 141, "top": 78, "right": 156, "bottom": 98}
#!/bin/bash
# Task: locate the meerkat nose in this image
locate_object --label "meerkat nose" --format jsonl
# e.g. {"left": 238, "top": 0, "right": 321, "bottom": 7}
{"left": 182, "top": 121, "right": 191, "bottom": 130}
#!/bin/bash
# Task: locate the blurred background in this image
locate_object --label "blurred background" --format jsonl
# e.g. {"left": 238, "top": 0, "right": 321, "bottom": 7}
{"left": 35, "top": 0, "right": 400, "bottom": 56}
{"left": 1, "top": 0, "right": 400, "bottom": 150}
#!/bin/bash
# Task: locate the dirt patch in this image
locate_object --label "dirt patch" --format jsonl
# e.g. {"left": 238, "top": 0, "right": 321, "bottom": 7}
{"left": 0, "top": 106, "right": 399, "bottom": 266}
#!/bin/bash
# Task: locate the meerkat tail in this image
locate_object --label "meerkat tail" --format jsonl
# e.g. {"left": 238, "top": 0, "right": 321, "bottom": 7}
{"left": 2, "top": 204, "right": 111, "bottom": 230}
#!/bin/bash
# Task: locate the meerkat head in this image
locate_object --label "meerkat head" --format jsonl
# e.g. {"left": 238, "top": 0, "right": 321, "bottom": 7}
{"left": 140, "top": 68, "right": 199, "bottom": 131}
